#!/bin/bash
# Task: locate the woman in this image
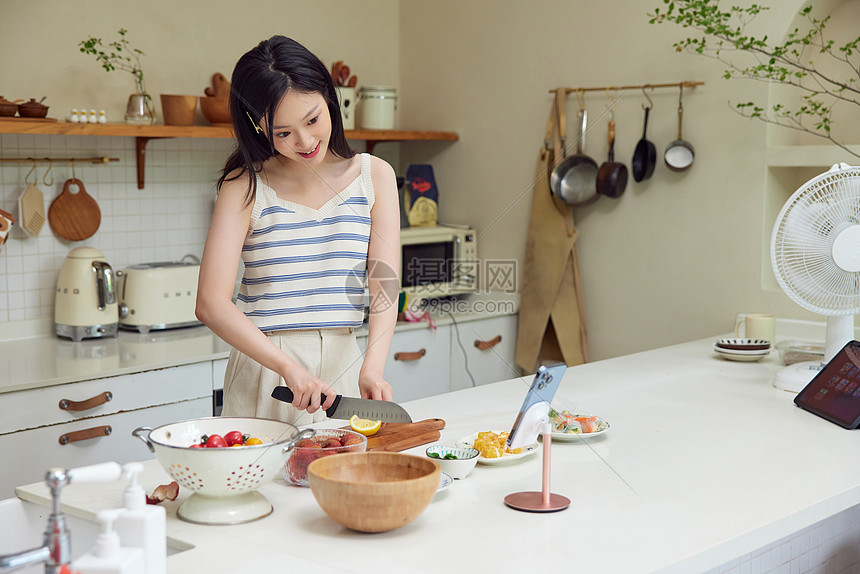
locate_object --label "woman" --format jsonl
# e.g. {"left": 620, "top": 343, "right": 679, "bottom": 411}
{"left": 196, "top": 36, "right": 400, "bottom": 425}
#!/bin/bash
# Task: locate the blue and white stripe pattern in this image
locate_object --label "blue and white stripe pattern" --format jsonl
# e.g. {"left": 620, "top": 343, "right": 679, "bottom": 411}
{"left": 238, "top": 153, "right": 374, "bottom": 332}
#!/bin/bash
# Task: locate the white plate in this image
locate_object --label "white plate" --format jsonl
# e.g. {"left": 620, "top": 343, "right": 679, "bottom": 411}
{"left": 455, "top": 431, "right": 539, "bottom": 465}
{"left": 437, "top": 472, "right": 453, "bottom": 492}
{"left": 712, "top": 344, "right": 770, "bottom": 356}
{"left": 715, "top": 338, "right": 771, "bottom": 351}
{"left": 714, "top": 349, "right": 767, "bottom": 362}
{"left": 550, "top": 417, "right": 611, "bottom": 441}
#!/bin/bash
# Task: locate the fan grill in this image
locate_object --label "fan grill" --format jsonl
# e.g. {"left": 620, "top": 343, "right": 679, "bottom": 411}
{"left": 772, "top": 165, "right": 860, "bottom": 315}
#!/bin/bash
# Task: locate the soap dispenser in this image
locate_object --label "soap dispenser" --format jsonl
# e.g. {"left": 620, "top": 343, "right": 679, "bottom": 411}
{"left": 73, "top": 509, "right": 145, "bottom": 574}
{"left": 113, "top": 463, "right": 166, "bottom": 574}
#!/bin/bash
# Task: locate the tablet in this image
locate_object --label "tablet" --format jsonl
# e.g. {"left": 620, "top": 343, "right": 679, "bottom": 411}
{"left": 794, "top": 340, "right": 860, "bottom": 429}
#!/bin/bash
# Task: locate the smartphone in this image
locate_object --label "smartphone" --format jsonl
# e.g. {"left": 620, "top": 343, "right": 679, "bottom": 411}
{"left": 795, "top": 340, "right": 860, "bottom": 429}
{"left": 507, "top": 362, "right": 567, "bottom": 449}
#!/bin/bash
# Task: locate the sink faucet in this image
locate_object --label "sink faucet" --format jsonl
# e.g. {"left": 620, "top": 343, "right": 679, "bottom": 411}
{"left": 0, "top": 462, "right": 122, "bottom": 574}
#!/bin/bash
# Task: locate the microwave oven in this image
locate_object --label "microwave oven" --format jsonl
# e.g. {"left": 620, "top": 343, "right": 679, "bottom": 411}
{"left": 399, "top": 224, "right": 477, "bottom": 301}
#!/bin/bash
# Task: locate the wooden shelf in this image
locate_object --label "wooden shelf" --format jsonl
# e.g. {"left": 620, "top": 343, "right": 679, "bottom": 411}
{"left": 0, "top": 120, "right": 459, "bottom": 188}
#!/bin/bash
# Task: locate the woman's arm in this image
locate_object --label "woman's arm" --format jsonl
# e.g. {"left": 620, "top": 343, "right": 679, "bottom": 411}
{"left": 195, "top": 177, "right": 335, "bottom": 413}
{"left": 358, "top": 156, "right": 401, "bottom": 401}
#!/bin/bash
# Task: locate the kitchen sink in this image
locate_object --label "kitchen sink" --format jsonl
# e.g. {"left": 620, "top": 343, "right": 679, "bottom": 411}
{"left": 0, "top": 497, "right": 187, "bottom": 573}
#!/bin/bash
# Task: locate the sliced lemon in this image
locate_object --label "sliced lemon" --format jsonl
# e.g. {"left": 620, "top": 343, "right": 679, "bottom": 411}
{"left": 349, "top": 415, "right": 382, "bottom": 436}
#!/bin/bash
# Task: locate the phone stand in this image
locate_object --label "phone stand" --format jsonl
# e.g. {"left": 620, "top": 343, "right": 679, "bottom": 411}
{"left": 504, "top": 402, "right": 570, "bottom": 513}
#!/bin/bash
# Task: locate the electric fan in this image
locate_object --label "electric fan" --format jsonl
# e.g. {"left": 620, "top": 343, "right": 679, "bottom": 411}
{"left": 771, "top": 163, "right": 860, "bottom": 392}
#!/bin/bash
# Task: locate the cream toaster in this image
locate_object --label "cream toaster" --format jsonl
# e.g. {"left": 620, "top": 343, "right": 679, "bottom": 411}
{"left": 117, "top": 259, "right": 202, "bottom": 333}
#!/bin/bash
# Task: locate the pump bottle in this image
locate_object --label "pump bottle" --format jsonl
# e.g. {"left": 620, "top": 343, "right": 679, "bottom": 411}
{"left": 73, "top": 509, "right": 145, "bottom": 574}
{"left": 113, "top": 463, "right": 167, "bottom": 574}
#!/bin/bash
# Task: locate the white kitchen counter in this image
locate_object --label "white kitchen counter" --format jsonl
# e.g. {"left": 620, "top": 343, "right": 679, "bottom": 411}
{"left": 0, "top": 326, "right": 232, "bottom": 394}
{"left": 0, "top": 292, "right": 518, "bottom": 395}
{"left": 15, "top": 331, "right": 860, "bottom": 574}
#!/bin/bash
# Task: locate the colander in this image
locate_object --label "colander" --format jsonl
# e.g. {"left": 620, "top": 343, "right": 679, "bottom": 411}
{"left": 133, "top": 416, "right": 313, "bottom": 525}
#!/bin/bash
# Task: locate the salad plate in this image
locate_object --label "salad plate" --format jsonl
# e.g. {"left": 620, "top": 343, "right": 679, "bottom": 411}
{"left": 547, "top": 411, "right": 610, "bottom": 441}
{"left": 455, "top": 431, "right": 539, "bottom": 465}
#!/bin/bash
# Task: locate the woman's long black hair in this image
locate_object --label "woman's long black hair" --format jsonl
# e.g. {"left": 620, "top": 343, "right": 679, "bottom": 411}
{"left": 217, "top": 35, "right": 355, "bottom": 205}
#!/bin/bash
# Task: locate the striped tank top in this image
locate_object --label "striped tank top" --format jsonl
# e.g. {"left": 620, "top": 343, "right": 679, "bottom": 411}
{"left": 237, "top": 153, "right": 374, "bottom": 332}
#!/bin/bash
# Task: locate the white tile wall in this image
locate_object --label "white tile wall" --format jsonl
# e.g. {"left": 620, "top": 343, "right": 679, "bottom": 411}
{"left": 0, "top": 133, "right": 234, "bottom": 325}
{"left": 705, "top": 503, "right": 860, "bottom": 574}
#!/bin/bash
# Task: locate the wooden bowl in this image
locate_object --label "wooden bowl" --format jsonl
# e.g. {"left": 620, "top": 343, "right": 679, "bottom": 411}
{"left": 308, "top": 451, "right": 440, "bottom": 532}
{"left": 0, "top": 102, "right": 17, "bottom": 117}
{"left": 160, "top": 94, "right": 198, "bottom": 126}
{"left": 199, "top": 96, "right": 231, "bottom": 126}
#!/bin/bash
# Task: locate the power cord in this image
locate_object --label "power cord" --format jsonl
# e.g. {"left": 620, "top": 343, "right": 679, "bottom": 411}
{"left": 447, "top": 311, "right": 477, "bottom": 387}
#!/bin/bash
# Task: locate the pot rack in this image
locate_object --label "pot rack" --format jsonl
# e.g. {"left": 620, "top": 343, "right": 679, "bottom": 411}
{"left": 551, "top": 80, "right": 704, "bottom": 101}
{"left": 0, "top": 156, "right": 119, "bottom": 165}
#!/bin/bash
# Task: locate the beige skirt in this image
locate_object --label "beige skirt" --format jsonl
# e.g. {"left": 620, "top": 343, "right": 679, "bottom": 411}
{"left": 221, "top": 327, "right": 362, "bottom": 426}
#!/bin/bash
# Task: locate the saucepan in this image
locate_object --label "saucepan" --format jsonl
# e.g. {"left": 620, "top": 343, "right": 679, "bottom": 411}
{"left": 596, "top": 115, "right": 628, "bottom": 198}
{"left": 664, "top": 85, "right": 695, "bottom": 172}
{"left": 550, "top": 90, "right": 599, "bottom": 207}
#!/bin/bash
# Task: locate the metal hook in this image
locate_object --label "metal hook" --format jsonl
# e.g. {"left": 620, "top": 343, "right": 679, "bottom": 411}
{"left": 605, "top": 86, "right": 618, "bottom": 120}
{"left": 575, "top": 88, "right": 586, "bottom": 111}
{"left": 642, "top": 85, "right": 654, "bottom": 110}
{"left": 678, "top": 83, "right": 684, "bottom": 112}
{"left": 24, "top": 159, "right": 37, "bottom": 185}
{"left": 71, "top": 158, "right": 77, "bottom": 181}
{"left": 42, "top": 158, "right": 53, "bottom": 186}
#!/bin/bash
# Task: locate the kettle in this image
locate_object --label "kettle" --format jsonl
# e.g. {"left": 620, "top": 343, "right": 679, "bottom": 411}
{"left": 54, "top": 247, "right": 119, "bottom": 341}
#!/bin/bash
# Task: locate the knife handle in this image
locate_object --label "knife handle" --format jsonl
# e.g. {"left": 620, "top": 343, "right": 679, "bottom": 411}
{"left": 270, "top": 386, "right": 342, "bottom": 418}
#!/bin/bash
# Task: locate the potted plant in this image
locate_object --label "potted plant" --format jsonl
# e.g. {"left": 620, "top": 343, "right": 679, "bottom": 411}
{"left": 649, "top": 1, "right": 860, "bottom": 158}
{"left": 79, "top": 28, "right": 155, "bottom": 124}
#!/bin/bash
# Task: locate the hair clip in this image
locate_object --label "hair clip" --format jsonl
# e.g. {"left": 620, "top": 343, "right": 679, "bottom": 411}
{"left": 245, "top": 110, "right": 263, "bottom": 134}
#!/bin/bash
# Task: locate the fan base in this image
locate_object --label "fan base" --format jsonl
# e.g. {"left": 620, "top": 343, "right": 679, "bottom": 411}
{"left": 773, "top": 361, "right": 824, "bottom": 393}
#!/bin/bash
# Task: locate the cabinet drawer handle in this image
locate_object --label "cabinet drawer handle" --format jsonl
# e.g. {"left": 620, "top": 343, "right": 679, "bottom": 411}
{"left": 58, "top": 425, "right": 112, "bottom": 445}
{"left": 474, "top": 335, "right": 502, "bottom": 351}
{"left": 58, "top": 391, "right": 113, "bottom": 412}
{"left": 394, "top": 348, "right": 426, "bottom": 362}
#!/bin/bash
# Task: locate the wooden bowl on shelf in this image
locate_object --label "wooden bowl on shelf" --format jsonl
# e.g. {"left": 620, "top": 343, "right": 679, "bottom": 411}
{"left": 199, "top": 97, "right": 231, "bottom": 126}
{"left": 307, "top": 451, "right": 440, "bottom": 532}
{"left": 160, "top": 94, "right": 198, "bottom": 126}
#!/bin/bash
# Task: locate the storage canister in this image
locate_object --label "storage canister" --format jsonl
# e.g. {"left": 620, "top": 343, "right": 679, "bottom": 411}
{"left": 357, "top": 86, "right": 397, "bottom": 130}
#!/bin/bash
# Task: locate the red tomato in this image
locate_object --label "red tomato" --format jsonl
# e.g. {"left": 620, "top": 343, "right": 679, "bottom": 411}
{"left": 189, "top": 444, "right": 202, "bottom": 448}
{"left": 224, "top": 431, "right": 244, "bottom": 447}
{"left": 205, "top": 434, "right": 228, "bottom": 448}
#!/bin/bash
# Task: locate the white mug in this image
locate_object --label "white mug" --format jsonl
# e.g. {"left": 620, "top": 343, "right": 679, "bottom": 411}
{"left": 734, "top": 313, "right": 776, "bottom": 343}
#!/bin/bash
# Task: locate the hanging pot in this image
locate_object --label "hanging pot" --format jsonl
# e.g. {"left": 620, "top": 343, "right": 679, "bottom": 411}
{"left": 631, "top": 106, "right": 657, "bottom": 182}
{"left": 664, "top": 86, "right": 695, "bottom": 172}
{"left": 596, "top": 118, "right": 628, "bottom": 198}
{"left": 550, "top": 93, "right": 599, "bottom": 207}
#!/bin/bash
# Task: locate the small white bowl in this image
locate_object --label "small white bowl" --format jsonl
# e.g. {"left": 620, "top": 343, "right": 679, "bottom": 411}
{"left": 425, "top": 445, "right": 479, "bottom": 479}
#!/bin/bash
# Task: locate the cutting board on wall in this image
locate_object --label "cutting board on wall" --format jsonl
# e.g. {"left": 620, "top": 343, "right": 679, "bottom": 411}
{"left": 341, "top": 418, "right": 446, "bottom": 452}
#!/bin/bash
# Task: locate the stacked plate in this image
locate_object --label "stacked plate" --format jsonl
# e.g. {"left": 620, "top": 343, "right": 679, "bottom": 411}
{"left": 713, "top": 338, "right": 772, "bottom": 362}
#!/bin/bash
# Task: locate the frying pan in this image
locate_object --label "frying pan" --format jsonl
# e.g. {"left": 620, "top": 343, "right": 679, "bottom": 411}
{"left": 550, "top": 92, "right": 599, "bottom": 207}
{"left": 664, "top": 85, "right": 695, "bottom": 172}
{"left": 631, "top": 106, "right": 656, "bottom": 182}
{"left": 596, "top": 118, "right": 628, "bottom": 198}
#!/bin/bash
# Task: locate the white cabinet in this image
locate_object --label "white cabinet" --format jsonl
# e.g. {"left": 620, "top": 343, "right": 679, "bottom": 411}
{"left": 383, "top": 325, "right": 451, "bottom": 403}
{"left": 370, "top": 313, "right": 518, "bottom": 402}
{"left": 0, "top": 363, "right": 212, "bottom": 498}
{"left": 449, "top": 315, "right": 519, "bottom": 391}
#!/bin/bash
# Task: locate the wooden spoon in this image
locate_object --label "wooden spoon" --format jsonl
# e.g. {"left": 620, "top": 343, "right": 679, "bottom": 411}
{"left": 48, "top": 178, "right": 101, "bottom": 241}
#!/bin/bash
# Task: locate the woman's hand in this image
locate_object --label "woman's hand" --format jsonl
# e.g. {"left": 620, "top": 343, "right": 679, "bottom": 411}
{"left": 358, "top": 368, "right": 393, "bottom": 402}
{"left": 282, "top": 363, "right": 337, "bottom": 413}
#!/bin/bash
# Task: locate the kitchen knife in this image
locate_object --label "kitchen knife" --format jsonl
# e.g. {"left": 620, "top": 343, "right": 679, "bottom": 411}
{"left": 271, "top": 387, "right": 413, "bottom": 423}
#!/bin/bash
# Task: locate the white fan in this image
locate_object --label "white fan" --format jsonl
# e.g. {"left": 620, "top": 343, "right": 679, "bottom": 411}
{"left": 771, "top": 163, "right": 860, "bottom": 392}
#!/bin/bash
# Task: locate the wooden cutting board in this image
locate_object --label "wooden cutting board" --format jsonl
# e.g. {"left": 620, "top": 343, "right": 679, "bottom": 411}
{"left": 341, "top": 418, "right": 446, "bottom": 452}
{"left": 48, "top": 178, "right": 101, "bottom": 241}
